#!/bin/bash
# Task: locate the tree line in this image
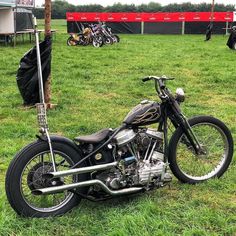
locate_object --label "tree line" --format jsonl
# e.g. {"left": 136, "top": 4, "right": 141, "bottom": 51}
{"left": 34, "top": 1, "right": 235, "bottom": 19}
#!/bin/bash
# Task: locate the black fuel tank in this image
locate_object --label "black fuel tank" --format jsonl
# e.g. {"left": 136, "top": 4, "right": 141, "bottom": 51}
{"left": 123, "top": 100, "right": 161, "bottom": 126}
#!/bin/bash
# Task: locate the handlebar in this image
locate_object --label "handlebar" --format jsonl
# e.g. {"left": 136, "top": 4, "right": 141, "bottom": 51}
{"left": 142, "top": 76, "right": 152, "bottom": 82}
{"left": 142, "top": 75, "right": 174, "bottom": 88}
{"left": 142, "top": 75, "right": 175, "bottom": 98}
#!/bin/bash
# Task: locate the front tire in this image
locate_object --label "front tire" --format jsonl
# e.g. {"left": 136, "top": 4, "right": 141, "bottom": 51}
{"left": 168, "top": 116, "right": 233, "bottom": 184}
{"left": 114, "top": 35, "right": 120, "bottom": 43}
{"left": 92, "top": 36, "right": 103, "bottom": 48}
{"left": 5, "top": 140, "right": 88, "bottom": 217}
{"left": 67, "top": 36, "right": 77, "bottom": 46}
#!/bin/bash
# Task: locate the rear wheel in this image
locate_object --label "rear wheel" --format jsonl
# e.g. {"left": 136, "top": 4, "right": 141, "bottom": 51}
{"left": 169, "top": 116, "right": 233, "bottom": 183}
{"left": 5, "top": 140, "right": 88, "bottom": 217}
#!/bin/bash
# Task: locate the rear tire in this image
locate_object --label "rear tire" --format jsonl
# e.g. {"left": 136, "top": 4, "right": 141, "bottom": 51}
{"left": 168, "top": 116, "right": 233, "bottom": 184}
{"left": 5, "top": 140, "right": 88, "bottom": 217}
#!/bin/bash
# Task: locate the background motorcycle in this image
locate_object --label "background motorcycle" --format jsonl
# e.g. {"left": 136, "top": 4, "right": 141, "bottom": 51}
{"left": 99, "top": 23, "right": 120, "bottom": 44}
{"left": 106, "top": 24, "right": 120, "bottom": 43}
{"left": 67, "top": 24, "right": 103, "bottom": 48}
{"left": 5, "top": 76, "right": 233, "bottom": 217}
{"left": 67, "top": 27, "right": 91, "bottom": 46}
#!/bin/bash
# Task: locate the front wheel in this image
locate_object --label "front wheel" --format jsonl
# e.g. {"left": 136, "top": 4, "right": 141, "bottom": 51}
{"left": 113, "top": 35, "right": 120, "bottom": 43}
{"left": 168, "top": 116, "right": 233, "bottom": 184}
{"left": 5, "top": 140, "right": 88, "bottom": 217}
{"left": 92, "top": 36, "right": 103, "bottom": 48}
{"left": 67, "top": 36, "right": 77, "bottom": 46}
{"left": 104, "top": 37, "right": 113, "bottom": 45}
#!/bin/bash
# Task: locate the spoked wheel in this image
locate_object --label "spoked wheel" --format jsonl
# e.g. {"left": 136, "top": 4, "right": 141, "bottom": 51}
{"left": 67, "top": 36, "right": 77, "bottom": 46}
{"left": 105, "top": 37, "right": 113, "bottom": 45}
{"left": 113, "top": 35, "right": 120, "bottom": 43}
{"left": 92, "top": 36, "right": 103, "bottom": 48}
{"left": 169, "top": 116, "right": 233, "bottom": 183}
{"left": 5, "top": 140, "right": 88, "bottom": 217}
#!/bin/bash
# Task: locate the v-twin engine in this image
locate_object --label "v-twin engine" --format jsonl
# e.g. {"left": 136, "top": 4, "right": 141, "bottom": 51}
{"left": 96, "top": 128, "right": 172, "bottom": 190}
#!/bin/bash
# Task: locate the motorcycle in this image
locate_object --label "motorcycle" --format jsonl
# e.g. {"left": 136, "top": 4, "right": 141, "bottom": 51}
{"left": 100, "top": 23, "right": 120, "bottom": 44}
{"left": 5, "top": 75, "right": 234, "bottom": 217}
{"left": 67, "top": 24, "right": 103, "bottom": 48}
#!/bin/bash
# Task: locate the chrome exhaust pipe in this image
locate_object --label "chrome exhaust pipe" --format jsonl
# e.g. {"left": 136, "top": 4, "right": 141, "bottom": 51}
{"left": 32, "top": 179, "right": 143, "bottom": 196}
{"left": 44, "top": 162, "right": 118, "bottom": 179}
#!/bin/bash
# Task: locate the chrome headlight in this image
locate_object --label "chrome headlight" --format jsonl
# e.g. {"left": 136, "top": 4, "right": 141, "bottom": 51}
{"left": 175, "top": 88, "right": 185, "bottom": 103}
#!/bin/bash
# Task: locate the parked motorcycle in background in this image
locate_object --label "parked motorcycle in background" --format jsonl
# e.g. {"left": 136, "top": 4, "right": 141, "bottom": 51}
{"left": 67, "top": 23, "right": 103, "bottom": 48}
{"left": 67, "top": 23, "right": 120, "bottom": 47}
{"left": 100, "top": 23, "right": 120, "bottom": 44}
{"left": 5, "top": 75, "right": 234, "bottom": 217}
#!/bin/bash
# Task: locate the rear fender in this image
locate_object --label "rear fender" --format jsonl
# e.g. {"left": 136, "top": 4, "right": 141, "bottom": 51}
{"left": 36, "top": 134, "right": 82, "bottom": 156}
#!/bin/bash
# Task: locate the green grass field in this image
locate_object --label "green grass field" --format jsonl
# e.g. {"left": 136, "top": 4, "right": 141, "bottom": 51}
{"left": 0, "top": 19, "right": 236, "bottom": 235}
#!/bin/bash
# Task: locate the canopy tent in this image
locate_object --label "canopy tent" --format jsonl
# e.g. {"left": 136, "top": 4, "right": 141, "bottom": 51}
{"left": 0, "top": 0, "right": 35, "bottom": 45}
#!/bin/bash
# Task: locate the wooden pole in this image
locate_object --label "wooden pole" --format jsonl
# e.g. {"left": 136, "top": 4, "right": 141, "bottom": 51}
{"left": 44, "top": 0, "right": 51, "bottom": 106}
{"left": 210, "top": 0, "right": 215, "bottom": 23}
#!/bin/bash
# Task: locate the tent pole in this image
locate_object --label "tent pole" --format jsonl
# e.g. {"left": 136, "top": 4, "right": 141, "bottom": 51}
{"left": 44, "top": 0, "right": 52, "bottom": 107}
{"left": 14, "top": 5, "right": 16, "bottom": 47}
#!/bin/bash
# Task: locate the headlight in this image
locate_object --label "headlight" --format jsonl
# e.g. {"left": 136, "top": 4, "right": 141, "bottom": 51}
{"left": 175, "top": 88, "right": 185, "bottom": 103}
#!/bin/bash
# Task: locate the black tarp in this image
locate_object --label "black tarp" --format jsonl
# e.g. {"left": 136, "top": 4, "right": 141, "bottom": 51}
{"left": 16, "top": 37, "right": 51, "bottom": 105}
{"left": 227, "top": 27, "right": 236, "bottom": 49}
{"left": 144, "top": 22, "right": 182, "bottom": 34}
{"left": 67, "top": 21, "right": 230, "bottom": 35}
{"left": 205, "top": 22, "right": 213, "bottom": 41}
{"left": 106, "top": 22, "right": 141, "bottom": 34}
{"left": 67, "top": 21, "right": 141, "bottom": 34}
{"left": 67, "top": 21, "right": 90, "bottom": 33}
{"left": 16, "top": 12, "right": 33, "bottom": 31}
{"left": 185, "top": 22, "right": 226, "bottom": 34}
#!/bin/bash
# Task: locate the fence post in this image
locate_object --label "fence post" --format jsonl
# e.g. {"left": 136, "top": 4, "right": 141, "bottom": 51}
{"left": 141, "top": 21, "right": 144, "bottom": 34}
{"left": 225, "top": 21, "right": 229, "bottom": 35}
{"left": 182, "top": 21, "right": 185, "bottom": 35}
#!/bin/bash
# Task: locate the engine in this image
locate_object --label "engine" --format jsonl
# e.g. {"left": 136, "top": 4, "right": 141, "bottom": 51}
{"left": 96, "top": 128, "right": 171, "bottom": 190}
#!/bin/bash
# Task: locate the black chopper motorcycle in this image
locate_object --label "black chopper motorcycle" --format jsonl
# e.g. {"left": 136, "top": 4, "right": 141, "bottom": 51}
{"left": 5, "top": 75, "right": 234, "bottom": 217}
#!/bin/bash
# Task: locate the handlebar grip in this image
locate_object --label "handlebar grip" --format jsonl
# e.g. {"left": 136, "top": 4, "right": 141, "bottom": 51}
{"left": 142, "top": 77, "right": 151, "bottom": 82}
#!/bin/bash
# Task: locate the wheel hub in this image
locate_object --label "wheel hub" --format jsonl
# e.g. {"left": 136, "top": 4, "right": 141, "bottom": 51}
{"left": 27, "top": 162, "right": 64, "bottom": 191}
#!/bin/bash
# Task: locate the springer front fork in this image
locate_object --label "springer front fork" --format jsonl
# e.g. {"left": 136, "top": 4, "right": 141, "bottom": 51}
{"left": 36, "top": 103, "right": 57, "bottom": 172}
{"left": 34, "top": 17, "right": 57, "bottom": 172}
{"left": 162, "top": 112, "right": 203, "bottom": 162}
{"left": 177, "top": 114, "right": 204, "bottom": 155}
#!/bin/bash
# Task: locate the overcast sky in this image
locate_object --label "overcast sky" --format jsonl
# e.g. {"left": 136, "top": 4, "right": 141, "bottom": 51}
{"left": 36, "top": 0, "right": 236, "bottom": 7}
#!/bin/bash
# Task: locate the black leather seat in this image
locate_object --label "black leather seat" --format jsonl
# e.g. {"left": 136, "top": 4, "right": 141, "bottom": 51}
{"left": 74, "top": 128, "right": 111, "bottom": 144}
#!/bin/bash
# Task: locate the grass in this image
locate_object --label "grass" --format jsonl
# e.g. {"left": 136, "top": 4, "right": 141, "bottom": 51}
{"left": 0, "top": 19, "right": 236, "bottom": 235}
